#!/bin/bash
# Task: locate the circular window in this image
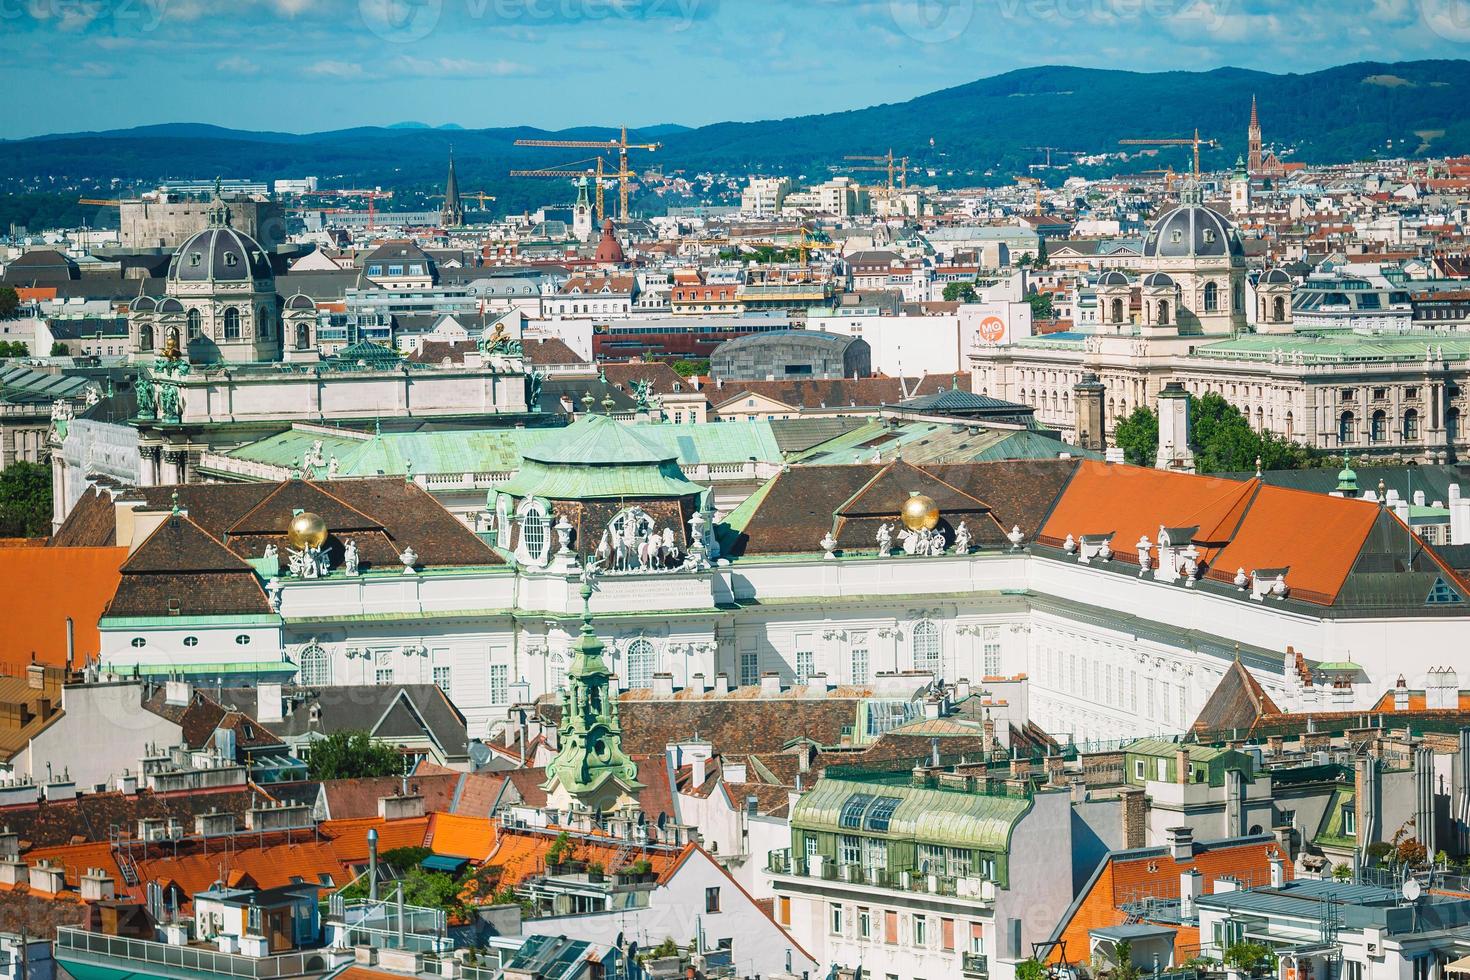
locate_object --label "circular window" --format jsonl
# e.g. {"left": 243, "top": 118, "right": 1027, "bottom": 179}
{"left": 235, "top": 635, "right": 251, "bottom": 646}
{"left": 183, "top": 636, "right": 199, "bottom": 647}
{"left": 130, "top": 637, "right": 146, "bottom": 648}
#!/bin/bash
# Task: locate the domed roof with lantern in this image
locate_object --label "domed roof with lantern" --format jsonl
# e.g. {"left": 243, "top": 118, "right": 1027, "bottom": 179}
{"left": 168, "top": 194, "right": 274, "bottom": 285}
{"left": 1141, "top": 185, "right": 1243, "bottom": 261}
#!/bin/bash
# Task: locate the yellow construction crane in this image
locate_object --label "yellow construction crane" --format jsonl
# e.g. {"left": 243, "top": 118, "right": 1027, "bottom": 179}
{"left": 796, "top": 226, "right": 838, "bottom": 265}
{"left": 430, "top": 190, "right": 497, "bottom": 209}
{"left": 1139, "top": 168, "right": 1181, "bottom": 192}
{"left": 78, "top": 198, "right": 124, "bottom": 207}
{"left": 513, "top": 125, "right": 660, "bottom": 221}
{"left": 1024, "top": 146, "right": 1082, "bottom": 169}
{"left": 1015, "top": 176, "right": 1043, "bottom": 216}
{"left": 1119, "top": 129, "right": 1217, "bottom": 178}
{"left": 509, "top": 157, "right": 633, "bottom": 224}
{"left": 844, "top": 150, "right": 910, "bottom": 191}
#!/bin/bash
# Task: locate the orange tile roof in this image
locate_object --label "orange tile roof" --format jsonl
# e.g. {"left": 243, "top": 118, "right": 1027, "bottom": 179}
{"left": 482, "top": 827, "right": 685, "bottom": 889}
{"left": 0, "top": 546, "right": 126, "bottom": 670}
{"left": 1039, "top": 462, "right": 1391, "bottom": 606}
{"left": 1051, "top": 838, "right": 1287, "bottom": 965}
{"left": 427, "top": 813, "right": 497, "bottom": 860}
{"left": 317, "top": 816, "right": 431, "bottom": 861}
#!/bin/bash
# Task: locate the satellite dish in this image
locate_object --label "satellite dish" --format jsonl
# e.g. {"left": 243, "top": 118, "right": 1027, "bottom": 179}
{"left": 1403, "top": 878, "right": 1423, "bottom": 903}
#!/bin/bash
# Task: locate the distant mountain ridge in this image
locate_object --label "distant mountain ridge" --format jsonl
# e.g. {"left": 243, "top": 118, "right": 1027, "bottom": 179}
{"left": 6, "top": 60, "right": 1468, "bottom": 214}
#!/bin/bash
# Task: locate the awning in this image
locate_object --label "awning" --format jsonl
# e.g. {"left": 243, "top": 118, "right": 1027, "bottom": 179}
{"left": 421, "top": 855, "right": 469, "bottom": 874}
{"left": 1445, "top": 955, "right": 1470, "bottom": 974}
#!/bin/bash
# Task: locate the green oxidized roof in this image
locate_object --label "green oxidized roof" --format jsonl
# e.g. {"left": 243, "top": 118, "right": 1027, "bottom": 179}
{"left": 791, "top": 776, "right": 1030, "bottom": 851}
{"left": 1193, "top": 329, "right": 1470, "bottom": 364}
{"left": 498, "top": 414, "right": 710, "bottom": 501}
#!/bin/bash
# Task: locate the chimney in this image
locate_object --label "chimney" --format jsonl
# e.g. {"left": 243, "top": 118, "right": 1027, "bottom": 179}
{"left": 805, "top": 672, "right": 829, "bottom": 696}
{"left": 759, "top": 672, "right": 781, "bottom": 697}
{"left": 713, "top": 673, "right": 730, "bottom": 697}
{"left": 26, "top": 662, "right": 46, "bottom": 691}
{"left": 1176, "top": 747, "right": 1190, "bottom": 785}
{"left": 1165, "top": 826, "right": 1194, "bottom": 861}
{"left": 29, "top": 859, "right": 65, "bottom": 895}
{"left": 1394, "top": 674, "right": 1410, "bottom": 712}
{"left": 1269, "top": 854, "right": 1286, "bottom": 888}
{"left": 1180, "top": 869, "right": 1203, "bottom": 920}
{"left": 690, "top": 673, "right": 708, "bottom": 694}
{"left": 955, "top": 678, "right": 971, "bottom": 700}
{"left": 165, "top": 678, "right": 192, "bottom": 707}
{"left": 80, "top": 867, "right": 116, "bottom": 901}
{"left": 378, "top": 793, "right": 426, "bottom": 821}
{"left": 0, "top": 859, "right": 27, "bottom": 887}
{"left": 651, "top": 673, "right": 674, "bottom": 699}
{"left": 256, "top": 682, "right": 283, "bottom": 724}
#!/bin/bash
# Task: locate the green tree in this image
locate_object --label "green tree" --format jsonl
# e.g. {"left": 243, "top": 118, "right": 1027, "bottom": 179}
{"left": 0, "top": 461, "right": 52, "bottom": 538}
{"left": 1026, "top": 292, "right": 1056, "bottom": 319}
{"left": 381, "top": 846, "right": 432, "bottom": 871}
{"left": 1112, "top": 940, "right": 1142, "bottom": 980}
{"left": 943, "top": 281, "right": 978, "bottom": 303}
{"left": 304, "top": 729, "right": 404, "bottom": 780}
{"left": 1113, "top": 406, "right": 1159, "bottom": 467}
{"left": 1035, "top": 237, "right": 1049, "bottom": 268}
{"left": 0, "top": 287, "right": 19, "bottom": 320}
{"left": 0, "top": 341, "right": 27, "bottom": 358}
{"left": 670, "top": 359, "right": 708, "bottom": 378}
{"left": 49, "top": 341, "right": 68, "bottom": 357}
{"left": 1016, "top": 959, "right": 1046, "bottom": 980}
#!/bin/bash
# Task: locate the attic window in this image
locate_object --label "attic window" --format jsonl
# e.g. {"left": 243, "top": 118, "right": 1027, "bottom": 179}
{"left": 222, "top": 252, "right": 239, "bottom": 268}
{"left": 167, "top": 599, "right": 181, "bottom": 616}
{"left": 183, "top": 636, "right": 199, "bottom": 647}
{"left": 1203, "top": 230, "right": 1217, "bottom": 244}
{"left": 131, "top": 637, "right": 146, "bottom": 648}
{"left": 188, "top": 253, "right": 202, "bottom": 268}
{"left": 235, "top": 635, "right": 251, "bottom": 645}
{"left": 1170, "top": 230, "right": 1183, "bottom": 243}
{"left": 1427, "top": 577, "right": 1464, "bottom": 605}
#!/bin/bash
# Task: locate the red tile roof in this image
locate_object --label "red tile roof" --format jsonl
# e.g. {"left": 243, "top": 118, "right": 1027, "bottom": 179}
{"left": 0, "top": 546, "right": 127, "bottom": 670}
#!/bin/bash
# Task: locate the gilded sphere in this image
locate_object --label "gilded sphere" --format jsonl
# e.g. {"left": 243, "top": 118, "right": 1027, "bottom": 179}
{"left": 287, "top": 512, "right": 328, "bottom": 550}
{"left": 900, "top": 494, "right": 940, "bottom": 532}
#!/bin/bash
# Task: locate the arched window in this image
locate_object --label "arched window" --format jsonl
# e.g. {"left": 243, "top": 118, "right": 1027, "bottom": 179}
{"left": 1273, "top": 296, "right": 1286, "bottom": 321}
{"left": 1157, "top": 300, "right": 1170, "bottom": 325}
{"left": 624, "top": 638, "right": 655, "bottom": 689}
{"left": 186, "top": 308, "right": 202, "bottom": 339}
{"left": 1338, "top": 411, "right": 1355, "bottom": 445}
{"left": 139, "top": 324, "right": 154, "bottom": 351}
{"left": 1403, "top": 408, "right": 1420, "bottom": 441}
{"left": 296, "top": 323, "right": 310, "bottom": 350}
{"left": 297, "top": 642, "right": 330, "bottom": 686}
{"left": 548, "top": 652, "right": 567, "bottom": 692}
{"left": 1370, "top": 410, "right": 1387, "bottom": 443}
{"left": 1285, "top": 411, "right": 1294, "bottom": 440}
{"left": 1111, "top": 298, "right": 1124, "bottom": 323}
{"left": 224, "top": 307, "right": 241, "bottom": 340}
{"left": 911, "top": 620, "right": 940, "bottom": 675}
{"left": 1203, "top": 281, "right": 1219, "bottom": 311}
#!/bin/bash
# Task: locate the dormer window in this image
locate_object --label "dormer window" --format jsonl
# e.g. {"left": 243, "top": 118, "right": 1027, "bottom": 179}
{"left": 1203, "top": 230, "right": 1216, "bottom": 244}
{"left": 1170, "top": 230, "right": 1183, "bottom": 243}
{"left": 222, "top": 252, "right": 239, "bottom": 267}
{"left": 188, "top": 253, "right": 203, "bottom": 268}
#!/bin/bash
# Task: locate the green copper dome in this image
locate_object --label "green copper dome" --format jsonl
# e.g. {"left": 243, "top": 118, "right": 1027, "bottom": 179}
{"left": 498, "top": 413, "right": 708, "bottom": 501}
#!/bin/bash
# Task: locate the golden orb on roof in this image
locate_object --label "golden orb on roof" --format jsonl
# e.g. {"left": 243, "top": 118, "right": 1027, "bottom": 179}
{"left": 287, "top": 511, "right": 328, "bottom": 550}
{"left": 900, "top": 492, "right": 939, "bottom": 532}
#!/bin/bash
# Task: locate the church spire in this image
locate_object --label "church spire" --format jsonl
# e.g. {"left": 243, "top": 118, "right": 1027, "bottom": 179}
{"left": 542, "top": 561, "right": 642, "bottom": 814}
{"left": 440, "top": 148, "right": 464, "bottom": 228}
{"left": 1247, "top": 95, "right": 1263, "bottom": 175}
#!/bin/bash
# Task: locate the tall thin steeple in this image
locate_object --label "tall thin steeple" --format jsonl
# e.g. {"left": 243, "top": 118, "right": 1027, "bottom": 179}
{"left": 1247, "top": 96, "right": 1263, "bottom": 175}
{"left": 440, "top": 148, "right": 464, "bottom": 228}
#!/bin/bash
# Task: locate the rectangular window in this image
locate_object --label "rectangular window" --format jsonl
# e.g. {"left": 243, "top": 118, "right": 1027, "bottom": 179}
{"left": 840, "top": 834, "right": 861, "bottom": 865}
{"left": 490, "top": 664, "right": 508, "bottom": 705}
{"left": 778, "top": 896, "right": 790, "bottom": 926}
{"left": 851, "top": 640, "right": 870, "bottom": 684}
{"left": 1134, "top": 760, "right": 1145, "bottom": 781}
{"left": 740, "top": 650, "right": 759, "bottom": 687}
{"left": 1156, "top": 758, "right": 1168, "bottom": 782}
{"left": 796, "top": 647, "right": 814, "bottom": 686}
{"left": 914, "top": 915, "right": 927, "bottom": 948}
{"left": 432, "top": 665, "right": 451, "bottom": 693}
{"left": 705, "top": 886, "right": 721, "bottom": 913}
{"left": 884, "top": 910, "right": 898, "bottom": 945}
{"left": 858, "top": 908, "right": 872, "bottom": 940}
{"left": 941, "top": 918, "right": 955, "bottom": 952}
{"left": 970, "top": 922, "right": 984, "bottom": 954}
{"left": 831, "top": 903, "right": 844, "bottom": 936}
{"left": 982, "top": 627, "right": 1001, "bottom": 676}
{"left": 1343, "top": 804, "right": 1356, "bottom": 836}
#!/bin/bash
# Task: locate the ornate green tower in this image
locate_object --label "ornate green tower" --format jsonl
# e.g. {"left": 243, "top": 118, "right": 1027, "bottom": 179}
{"left": 542, "top": 569, "right": 643, "bottom": 814}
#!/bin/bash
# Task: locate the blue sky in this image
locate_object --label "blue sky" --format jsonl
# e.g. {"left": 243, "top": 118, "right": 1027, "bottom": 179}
{"left": 4, "top": 0, "right": 1469, "bottom": 138}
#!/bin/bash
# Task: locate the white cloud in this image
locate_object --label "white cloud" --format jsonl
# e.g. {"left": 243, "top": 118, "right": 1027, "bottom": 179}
{"left": 387, "top": 55, "right": 535, "bottom": 78}
{"left": 304, "top": 58, "right": 370, "bottom": 79}
{"left": 218, "top": 55, "right": 262, "bottom": 75}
